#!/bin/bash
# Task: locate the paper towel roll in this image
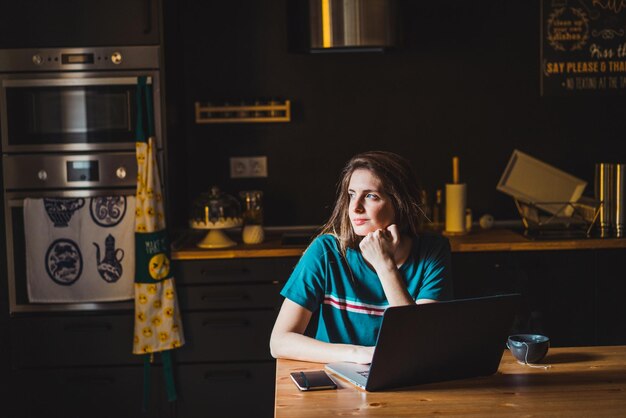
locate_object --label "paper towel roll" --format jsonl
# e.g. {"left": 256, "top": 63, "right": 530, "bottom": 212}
{"left": 445, "top": 183, "right": 467, "bottom": 234}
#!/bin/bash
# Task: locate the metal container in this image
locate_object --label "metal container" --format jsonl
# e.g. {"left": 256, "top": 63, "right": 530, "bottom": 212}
{"left": 595, "top": 163, "right": 615, "bottom": 234}
{"left": 309, "top": 0, "right": 397, "bottom": 51}
{"left": 615, "top": 164, "right": 625, "bottom": 237}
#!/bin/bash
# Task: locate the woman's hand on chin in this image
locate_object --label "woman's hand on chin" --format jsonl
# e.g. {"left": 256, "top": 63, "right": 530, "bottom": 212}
{"left": 385, "top": 224, "right": 401, "bottom": 247}
{"left": 359, "top": 224, "right": 400, "bottom": 273}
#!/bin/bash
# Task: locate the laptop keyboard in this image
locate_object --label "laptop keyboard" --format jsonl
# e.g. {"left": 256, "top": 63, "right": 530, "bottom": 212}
{"left": 357, "top": 370, "right": 370, "bottom": 378}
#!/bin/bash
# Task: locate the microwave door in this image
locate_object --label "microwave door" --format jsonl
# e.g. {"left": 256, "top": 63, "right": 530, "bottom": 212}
{"left": 1, "top": 76, "right": 158, "bottom": 153}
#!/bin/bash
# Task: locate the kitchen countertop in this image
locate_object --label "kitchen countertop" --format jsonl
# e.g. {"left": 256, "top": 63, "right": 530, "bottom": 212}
{"left": 171, "top": 228, "right": 626, "bottom": 260}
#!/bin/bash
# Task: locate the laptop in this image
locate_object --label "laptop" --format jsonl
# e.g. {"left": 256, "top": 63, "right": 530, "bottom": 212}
{"left": 325, "top": 294, "right": 521, "bottom": 391}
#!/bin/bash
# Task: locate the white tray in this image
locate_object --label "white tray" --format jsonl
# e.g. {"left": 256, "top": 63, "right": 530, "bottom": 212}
{"left": 497, "top": 150, "right": 587, "bottom": 217}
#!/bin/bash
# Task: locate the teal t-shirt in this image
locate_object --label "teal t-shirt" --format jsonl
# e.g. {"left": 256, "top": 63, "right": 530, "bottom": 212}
{"left": 280, "top": 233, "right": 453, "bottom": 346}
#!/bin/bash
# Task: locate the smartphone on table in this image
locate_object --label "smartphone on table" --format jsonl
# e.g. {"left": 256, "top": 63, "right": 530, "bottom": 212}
{"left": 290, "top": 370, "right": 337, "bottom": 391}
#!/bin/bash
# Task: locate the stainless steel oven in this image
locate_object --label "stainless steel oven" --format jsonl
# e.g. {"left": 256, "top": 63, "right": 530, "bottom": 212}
{"left": 1, "top": 46, "right": 164, "bottom": 313}
{"left": 0, "top": 46, "right": 162, "bottom": 153}
{"left": 4, "top": 154, "right": 137, "bottom": 313}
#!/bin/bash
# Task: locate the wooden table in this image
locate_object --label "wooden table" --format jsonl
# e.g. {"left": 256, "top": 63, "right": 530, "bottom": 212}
{"left": 275, "top": 346, "right": 626, "bottom": 417}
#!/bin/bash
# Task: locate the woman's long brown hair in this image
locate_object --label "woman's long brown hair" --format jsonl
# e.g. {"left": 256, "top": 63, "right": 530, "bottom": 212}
{"left": 318, "top": 151, "right": 426, "bottom": 256}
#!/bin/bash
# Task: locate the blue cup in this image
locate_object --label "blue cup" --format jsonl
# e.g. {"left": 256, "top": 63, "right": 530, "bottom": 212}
{"left": 507, "top": 334, "right": 550, "bottom": 364}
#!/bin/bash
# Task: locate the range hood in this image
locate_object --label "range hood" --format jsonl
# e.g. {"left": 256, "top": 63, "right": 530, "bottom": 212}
{"left": 308, "top": 0, "right": 397, "bottom": 52}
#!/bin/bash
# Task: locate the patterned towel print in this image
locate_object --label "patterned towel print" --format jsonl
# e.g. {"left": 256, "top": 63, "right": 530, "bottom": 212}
{"left": 133, "top": 137, "right": 185, "bottom": 354}
{"left": 24, "top": 196, "right": 135, "bottom": 303}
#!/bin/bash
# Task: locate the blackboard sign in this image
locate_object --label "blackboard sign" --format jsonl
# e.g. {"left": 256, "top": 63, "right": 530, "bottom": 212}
{"left": 541, "top": 0, "right": 626, "bottom": 95}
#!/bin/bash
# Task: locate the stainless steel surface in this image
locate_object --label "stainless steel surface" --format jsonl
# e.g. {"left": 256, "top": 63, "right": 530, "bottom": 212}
{"left": 309, "top": 0, "right": 396, "bottom": 51}
{"left": 3, "top": 152, "right": 137, "bottom": 190}
{"left": 0, "top": 70, "right": 161, "bottom": 153}
{"left": 3, "top": 76, "right": 151, "bottom": 88}
{"left": 595, "top": 163, "right": 615, "bottom": 233}
{"left": 0, "top": 46, "right": 159, "bottom": 72}
{"left": 615, "top": 164, "right": 625, "bottom": 237}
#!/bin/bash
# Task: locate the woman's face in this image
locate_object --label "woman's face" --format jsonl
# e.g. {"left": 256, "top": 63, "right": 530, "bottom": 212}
{"left": 347, "top": 168, "right": 396, "bottom": 236}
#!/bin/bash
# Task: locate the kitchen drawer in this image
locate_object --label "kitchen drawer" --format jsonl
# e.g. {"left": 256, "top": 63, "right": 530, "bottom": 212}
{"left": 173, "top": 257, "right": 297, "bottom": 285}
{"left": 177, "top": 283, "right": 284, "bottom": 311}
{"left": 174, "top": 362, "right": 275, "bottom": 418}
{"left": 9, "top": 365, "right": 165, "bottom": 418}
{"left": 175, "top": 310, "right": 277, "bottom": 362}
{"left": 11, "top": 314, "right": 140, "bottom": 368}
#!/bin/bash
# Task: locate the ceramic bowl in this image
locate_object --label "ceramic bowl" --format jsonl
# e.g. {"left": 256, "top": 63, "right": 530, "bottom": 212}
{"left": 507, "top": 334, "right": 550, "bottom": 364}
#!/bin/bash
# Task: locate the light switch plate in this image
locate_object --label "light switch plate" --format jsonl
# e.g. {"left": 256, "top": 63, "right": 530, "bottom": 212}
{"left": 230, "top": 156, "right": 268, "bottom": 178}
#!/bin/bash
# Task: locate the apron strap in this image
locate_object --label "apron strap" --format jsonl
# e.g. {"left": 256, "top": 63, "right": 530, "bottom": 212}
{"left": 142, "top": 354, "right": 152, "bottom": 412}
{"left": 163, "top": 350, "right": 178, "bottom": 402}
{"left": 136, "top": 77, "right": 146, "bottom": 142}
{"left": 135, "top": 75, "right": 155, "bottom": 140}
{"left": 144, "top": 77, "right": 155, "bottom": 138}
{"left": 142, "top": 351, "right": 178, "bottom": 410}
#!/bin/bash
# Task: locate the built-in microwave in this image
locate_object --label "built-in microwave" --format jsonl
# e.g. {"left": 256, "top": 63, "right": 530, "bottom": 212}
{"left": 0, "top": 46, "right": 162, "bottom": 153}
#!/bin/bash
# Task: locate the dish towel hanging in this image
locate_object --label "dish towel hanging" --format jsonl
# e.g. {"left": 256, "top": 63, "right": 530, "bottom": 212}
{"left": 24, "top": 196, "right": 135, "bottom": 303}
{"left": 133, "top": 76, "right": 184, "bottom": 406}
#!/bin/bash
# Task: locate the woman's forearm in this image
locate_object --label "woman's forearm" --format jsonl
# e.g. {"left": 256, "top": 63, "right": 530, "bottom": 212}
{"left": 270, "top": 331, "right": 373, "bottom": 364}
{"left": 376, "top": 265, "right": 416, "bottom": 306}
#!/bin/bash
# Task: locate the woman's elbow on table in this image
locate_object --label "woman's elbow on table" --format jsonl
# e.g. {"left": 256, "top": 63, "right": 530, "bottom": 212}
{"left": 269, "top": 299, "right": 313, "bottom": 359}
{"left": 269, "top": 325, "right": 293, "bottom": 359}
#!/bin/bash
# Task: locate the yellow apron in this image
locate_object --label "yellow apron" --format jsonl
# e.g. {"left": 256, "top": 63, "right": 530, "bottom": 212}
{"left": 134, "top": 77, "right": 184, "bottom": 404}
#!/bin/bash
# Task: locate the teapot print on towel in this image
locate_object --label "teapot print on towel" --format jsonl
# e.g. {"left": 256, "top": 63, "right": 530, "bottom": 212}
{"left": 93, "top": 234, "right": 124, "bottom": 283}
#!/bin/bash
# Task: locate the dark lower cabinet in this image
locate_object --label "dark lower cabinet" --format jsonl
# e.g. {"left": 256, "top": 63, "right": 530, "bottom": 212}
{"left": 7, "top": 313, "right": 166, "bottom": 418}
{"left": 174, "top": 362, "right": 275, "bottom": 418}
{"left": 168, "top": 257, "right": 297, "bottom": 418}
{"left": 175, "top": 310, "right": 278, "bottom": 363}
{"left": 596, "top": 249, "right": 626, "bottom": 345}
{"left": 452, "top": 249, "right": 622, "bottom": 347}
{"left": 450, "top": 252, "right": 519, "bottom": 298}
{"left": 4, "top": 257, "right": 296, "bottom": 418}
{"left": 10, "top": 314, "right": 140, "bottom": 368}
{"left": 9, "top": 366, "right": 166, "bottom": 418}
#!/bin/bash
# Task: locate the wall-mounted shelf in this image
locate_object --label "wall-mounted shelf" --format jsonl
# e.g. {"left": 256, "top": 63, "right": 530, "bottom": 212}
{"left": 195, "top": 100, "right": 291, "bottom": 124}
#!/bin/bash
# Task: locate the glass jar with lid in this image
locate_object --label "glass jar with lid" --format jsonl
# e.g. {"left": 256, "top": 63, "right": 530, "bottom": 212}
{"left": 190, "top": 186, "right": 242, "bottom": 248}
{"left": 239, "top": 190, "right": 264, "bottom": 244}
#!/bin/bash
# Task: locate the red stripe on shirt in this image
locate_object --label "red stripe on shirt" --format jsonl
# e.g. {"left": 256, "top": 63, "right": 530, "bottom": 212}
{"left": 323, "top": 294, "right": 386, "bottom": 316}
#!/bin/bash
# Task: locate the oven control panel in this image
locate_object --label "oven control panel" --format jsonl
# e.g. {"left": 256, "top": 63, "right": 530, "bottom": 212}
{"left": 0, "top": 46, "right": 158, "bottom": 72}
{"left": 2, "top": 153, "right": 138, "bottom": 191}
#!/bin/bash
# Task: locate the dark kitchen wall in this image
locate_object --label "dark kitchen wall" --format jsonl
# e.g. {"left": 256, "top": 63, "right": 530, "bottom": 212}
{"left": 166, "top": 0, "right": 626, "bottom": 228}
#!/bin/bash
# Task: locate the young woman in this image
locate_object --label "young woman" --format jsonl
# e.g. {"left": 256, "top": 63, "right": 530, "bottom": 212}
{"left": 270, "top": 151, "right": 453, "bottom": 364}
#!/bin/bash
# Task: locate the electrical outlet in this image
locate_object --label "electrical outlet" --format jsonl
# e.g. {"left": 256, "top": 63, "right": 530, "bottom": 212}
{"left": 230, "top": 156, "right": 268, "bottom": 178}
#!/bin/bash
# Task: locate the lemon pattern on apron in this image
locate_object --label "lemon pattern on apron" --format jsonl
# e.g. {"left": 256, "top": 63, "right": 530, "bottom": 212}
{"left": 133, "top": 138, "right": 184, "bottom": 355}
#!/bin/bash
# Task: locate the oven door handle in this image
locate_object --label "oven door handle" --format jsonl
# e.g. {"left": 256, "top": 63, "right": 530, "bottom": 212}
{"left": 2, "top": 77, "right": 152, "bottom": 88}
